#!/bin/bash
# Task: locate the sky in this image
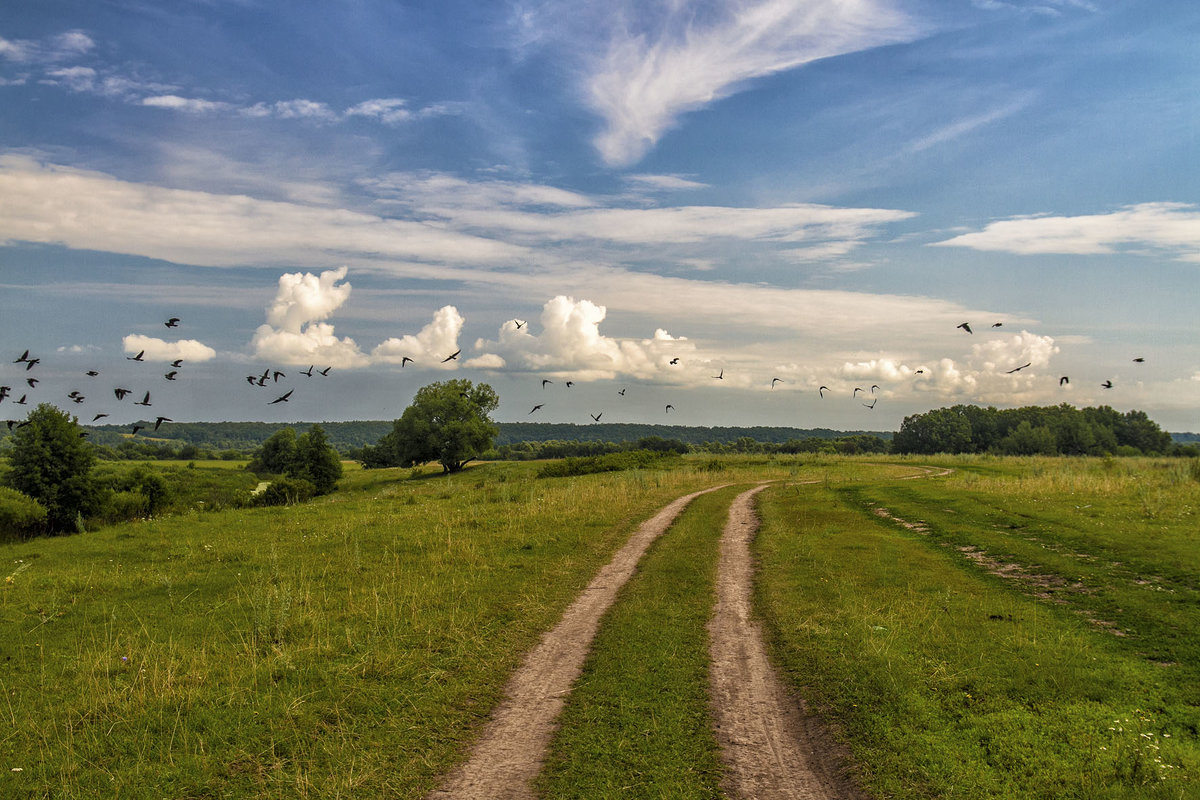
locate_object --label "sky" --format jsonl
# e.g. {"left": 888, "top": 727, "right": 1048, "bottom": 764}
{"left": 1, "top": 0, "right": 1198, "bottom": 433}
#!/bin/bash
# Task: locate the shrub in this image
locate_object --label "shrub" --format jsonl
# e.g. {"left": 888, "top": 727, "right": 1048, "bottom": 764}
{"left": 0, "top": 487, "right": 47, "bottom": 539}
{"left": 254, "top": 477, "right": 316, "bottom": 507}
{"left": 537, "top": 449, "right": 678, "bottom": 478}
{"left": 2, "top": 404, "right": 99, "bottom": 532}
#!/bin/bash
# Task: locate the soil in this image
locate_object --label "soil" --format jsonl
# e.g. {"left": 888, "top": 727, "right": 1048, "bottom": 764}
{"left": 428, "top": 485, "right": 727, "bottom": 799}
{"left": 707, "top": 485, "right": 868, "bottom": 800}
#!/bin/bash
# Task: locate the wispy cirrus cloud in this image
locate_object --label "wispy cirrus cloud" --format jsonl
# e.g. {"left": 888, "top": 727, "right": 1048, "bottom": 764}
{"left": 0, "top": 30, "right": 94, "bottom": 63}
{"left": 932, "top": 203, "right": 1200, "bottom": 262}
{"left": 540, "top": 0, "right": 922, "bottom": 165}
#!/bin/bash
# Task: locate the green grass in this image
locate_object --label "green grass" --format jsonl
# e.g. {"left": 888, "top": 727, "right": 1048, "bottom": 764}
{"left": 0, "top": 457, "right": 799, "bottom": 798}
{"left": 755, "top": 457, "right": 1200, "bottom": 799}
{"left": 537, "top": 485, "right": 747, "bottom": 798}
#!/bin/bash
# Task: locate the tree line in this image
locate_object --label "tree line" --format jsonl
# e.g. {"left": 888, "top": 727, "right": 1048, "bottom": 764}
{"left": 892, "top": 404, "right": 1192, "bottom": 456}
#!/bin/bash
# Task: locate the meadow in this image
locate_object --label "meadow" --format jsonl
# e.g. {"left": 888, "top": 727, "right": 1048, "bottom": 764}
{"left": 1, "top": 455, "right": 1197, "bottom": 798}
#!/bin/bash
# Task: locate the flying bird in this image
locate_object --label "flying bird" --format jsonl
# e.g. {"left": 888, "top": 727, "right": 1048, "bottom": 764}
{"left": 246, "top": 376, "right": 259, "bottom": 386}
{"left": 713, "top": 370, "right": 724, "bottom": 380}
{"left": 71, "top": 395, "right": 85, "bottom": 404}
{"left": 1132, "top": 357, "right": 1145, "bottom": 363}
{"left": 0, "top": 386, "right": 9, "bottom": 402}
{"left": 442, "top": 350, "right": 460, "bottom": 363}
{"left": 771, "top": 378, "right": 783, "bottom": 388}
{"left": 164, "top": 318, "right": 180, "bottom": 328}
{"left": 164, "top": 371, "right": 178, "bottom": 381}
{"left": 23, "top": 358, "right": 38, "bottom": 370}
{"left": 171, "top": 359, "right": 183, "bottom": 368}
{"left": 153, "top": 416, "right": 172, "bottom": 431}
{"left": 819, "top": 386, "right": 829, "bottom": 398}
{"left": 86, "top": 370, "right": 99, "bottom": 377}
{"left": 590, "top": 413, "right": 602, "bottom": 422}
{"left": 14, "top": 350, "right": 29, "bottom": 363}
{"left": 92, "top": 413, "right": 108, "bottom": 422}
{"left": 863, "top": 398, "right": 877, "bottom": 409}
{"left": 665, "top": 404, "right": 674, "bottom": 413}
{"left": 1101, "top": 380, "right": 1113, "bottom": 389}
{"left": 127, "top": 350, "right": 145, "bottom": 361}
{"left": 992, "top": 322, "right": 1003, "bottom": 328}
{"left": 14, "top": 395, "right": 26, "bottom": 405}
{"left": 1006, "top": 363, "right": 1032, "bottom": 374}
{"left": 302, "top": 365, "right": 314, "bottom": 377}
{"left": 25, "top": 378, "right": 37, "bottom": 388}
{"left": 130, "top": 425, "right": 143, "bottom": 436}
{"left": 134, "top": 391, "right": 152, "bottom": 407}
{"left": 272, "top": 371, "right": 285, "bottom": 382}
{"left": 957, "top": 322, "right": 973, "bottom": 334}
{"left": 853, "top": 387, "right": 865, "bottom": 397}
{"left": 542, "top": 379, "right": 553, "bottom": 388}
{"left": 269, "top": 390, "right": 293, "bottom": 404}
{"left": 669, "top": 357, "right": 680, "bottom": 365}
{"left": 871, "top": 384, "right": 881, "bottom": 394}
{"left": 514, "top": 319, "right": 526, "bottom": 329}
{"left": 401, "top": 357, "right": 413, "bottom": 367}
{"left": 318, "top": 367, "right": 332, "bottom": 376}
{"left": 529, "top": 404, "right": 543, "bottom": 414}
{"left": 565, "top": 381, "right": 573, "bottom": 388}
{"left": 114, "top": 388, "right": 131, "bottom": 400}
{"left": 1060, "top": 376, "right": 1070, "bottom": 386}
{"left": 915, "top": 369, "right": 925, "bottom": 374}
{"left": 617, "top": 388, "right": 626, "bottom": 396}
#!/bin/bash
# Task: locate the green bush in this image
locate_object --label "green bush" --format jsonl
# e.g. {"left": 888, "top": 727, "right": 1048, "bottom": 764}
{"left": 537, "top": 449, "right": 678, "bottom": 478}
{"left": 98, "top": 490, "right": 150, "bottom": 525}
{"left": 254, "top": 477, "right": 316, "bottom": 507}
{"left": 0, "top": 487, "right": 47, "bottom": 539}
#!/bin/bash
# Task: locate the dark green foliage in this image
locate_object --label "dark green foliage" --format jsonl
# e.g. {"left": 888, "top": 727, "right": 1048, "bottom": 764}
{"left": 247, "top": 427, "right": 298, "bottom": 476}
{"left": 2, "top": 404, "right": 99, "bottom": 532}
{"left": 254, "top": 476, "right": 316, "bottom": 506}
{"left": 368, "top": 380, "right": 499, "bottom": 474}
{"left": 0, "top": 486, "right": 47, "bottom": 539}
{"left": 291, "top": 425, "right": 342, "bottom": 495}
{"left": 894, "top": 403, "right": 1176, "bottom": 456}
{"left": 536, "top": 449, "right": 679, "bottom": 478}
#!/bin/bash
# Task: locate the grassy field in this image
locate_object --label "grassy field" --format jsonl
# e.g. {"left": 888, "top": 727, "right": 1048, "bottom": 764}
{"left": 1, "top": 454, "right": 1198, "bottom": 798}
{"left": 755, "top": 455, "right": 1200, "bottom": 799}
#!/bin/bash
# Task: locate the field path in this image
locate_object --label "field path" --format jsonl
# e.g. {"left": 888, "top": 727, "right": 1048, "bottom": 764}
{"left": 708, "top": 484, "right": 866, "bottom": 800}
{"left": 428, "top": 484, "right": 727, "bottom": 800}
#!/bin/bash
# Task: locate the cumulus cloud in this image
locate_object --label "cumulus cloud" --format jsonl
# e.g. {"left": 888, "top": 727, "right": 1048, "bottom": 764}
{"left": 573, "top": 0, "right": 920, "bottom": 165}
{"left": 122, "top": 334, "right": 217, "bottom": 362}
{"left": 371, "top": 306, "right": 465, "bottom": 367}
{"left": 251, "top": 267, "right": 369, "bottom": 368}
{"left": 932, "top": 203, "right": 1200, "bottom": 262}
{"left": 835, "top": 331, "right": 1061, "bottom": 403}
{"left": 474, "top": 295, "right": 702, "bottom": 381}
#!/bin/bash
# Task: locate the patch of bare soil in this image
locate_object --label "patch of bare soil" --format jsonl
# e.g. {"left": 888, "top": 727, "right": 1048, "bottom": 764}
{"left": 428, "top": 485, "right": 726, "bottom": 800}
{"left": 708, "top": 485, "right": 868, "bottom": 800}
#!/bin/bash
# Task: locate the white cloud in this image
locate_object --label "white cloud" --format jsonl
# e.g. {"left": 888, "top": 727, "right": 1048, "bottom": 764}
{"left": 473, "top": 296, "right": 702, "bottom": 381}
{"left": 932, "top": 203, "right": 1200, "bottom": 261}
{"left": 0, "top": 155, "right": 528, "bottom": 268}
{"left": 624, "top": 173, "right": 708, "bottom": 191}
{"left": 0, "top": 29, "right": 93, "bottom": 63}
{"left": 371, "top": 306, "right": 466, "bottom": 367}
{"left": 142, "top": 95, "right": 231, "bottom": 114}
{"left": 578, "top": 0, "right": 920, "bottom": 165}
{"left": 122, "top": 334, "right": 217, "bottom": 363}
{"left": 345, "top": 97, "right": 413, "bottom": 124}
{"left": 269, "top": 99, "right": 338, "bottom": 121}
{"left": 43, "top": 66, "right": 96, "bottom": 92}
{"left": 251, "top": 267, "right": 369, "bottom": 368}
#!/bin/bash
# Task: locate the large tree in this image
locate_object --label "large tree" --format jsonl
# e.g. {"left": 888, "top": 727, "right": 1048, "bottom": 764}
{"left": 3, "top": 404, "right": 99, "bottom": 532}
{"left": 367, "top": 380, "right": 499, "bottom": 473}
{"left": 292, "top": 424, "right": 343, "bottom": 494}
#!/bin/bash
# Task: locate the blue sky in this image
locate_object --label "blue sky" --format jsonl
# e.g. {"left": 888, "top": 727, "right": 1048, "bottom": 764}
{"left": 2, "top": 0, "right": 1198, "bottom": 432}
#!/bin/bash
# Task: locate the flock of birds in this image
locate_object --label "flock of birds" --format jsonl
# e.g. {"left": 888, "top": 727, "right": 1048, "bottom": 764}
{"left": 2, "top": 315, "right": 1150, "bottom": 437}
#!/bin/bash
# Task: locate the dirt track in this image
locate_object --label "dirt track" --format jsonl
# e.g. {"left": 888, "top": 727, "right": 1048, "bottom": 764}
{"left": 708, "top": 485, "right": 866, "bottom": 800}
{"left": 428, "top": 485, "right": 726, "bottom": 799}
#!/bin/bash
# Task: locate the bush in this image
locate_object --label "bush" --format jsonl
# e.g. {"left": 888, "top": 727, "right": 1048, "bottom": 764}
{"left": 0, "top": 487, "right": 48, "bottom": 539}
{"left": 254, "top": 477, "right": 316, "bottom": 507}
{"left": 3, "top": 404, "right": 99, "bottom": 532}
{"left": 537, "top": 449, "right": 678, "bottom": 478}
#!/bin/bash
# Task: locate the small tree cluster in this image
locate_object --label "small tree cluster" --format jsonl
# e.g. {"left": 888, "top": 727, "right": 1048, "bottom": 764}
{"left": 248, "top": 424, "right": 342, "bottom": 494}
{"left": 2, "top": 404, "right": 99, "bottom": 532}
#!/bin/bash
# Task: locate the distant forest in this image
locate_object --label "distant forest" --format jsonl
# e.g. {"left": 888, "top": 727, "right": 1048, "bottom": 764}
{"left": 1, "top": 413, "right": 1193, "bottom": 461}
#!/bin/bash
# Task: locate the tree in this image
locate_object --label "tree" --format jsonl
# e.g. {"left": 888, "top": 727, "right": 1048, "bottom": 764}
{"left": 292, "top": 424, "right": 343, "bottom": 494}
{"left": 370, "top": 380, "right": 499, "bottom": 473}
{"left": 248, "top": 427, "right": 298, "bottom": 475}
{"left": 2, "top": 404, "right": 99, "bottom": 532}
